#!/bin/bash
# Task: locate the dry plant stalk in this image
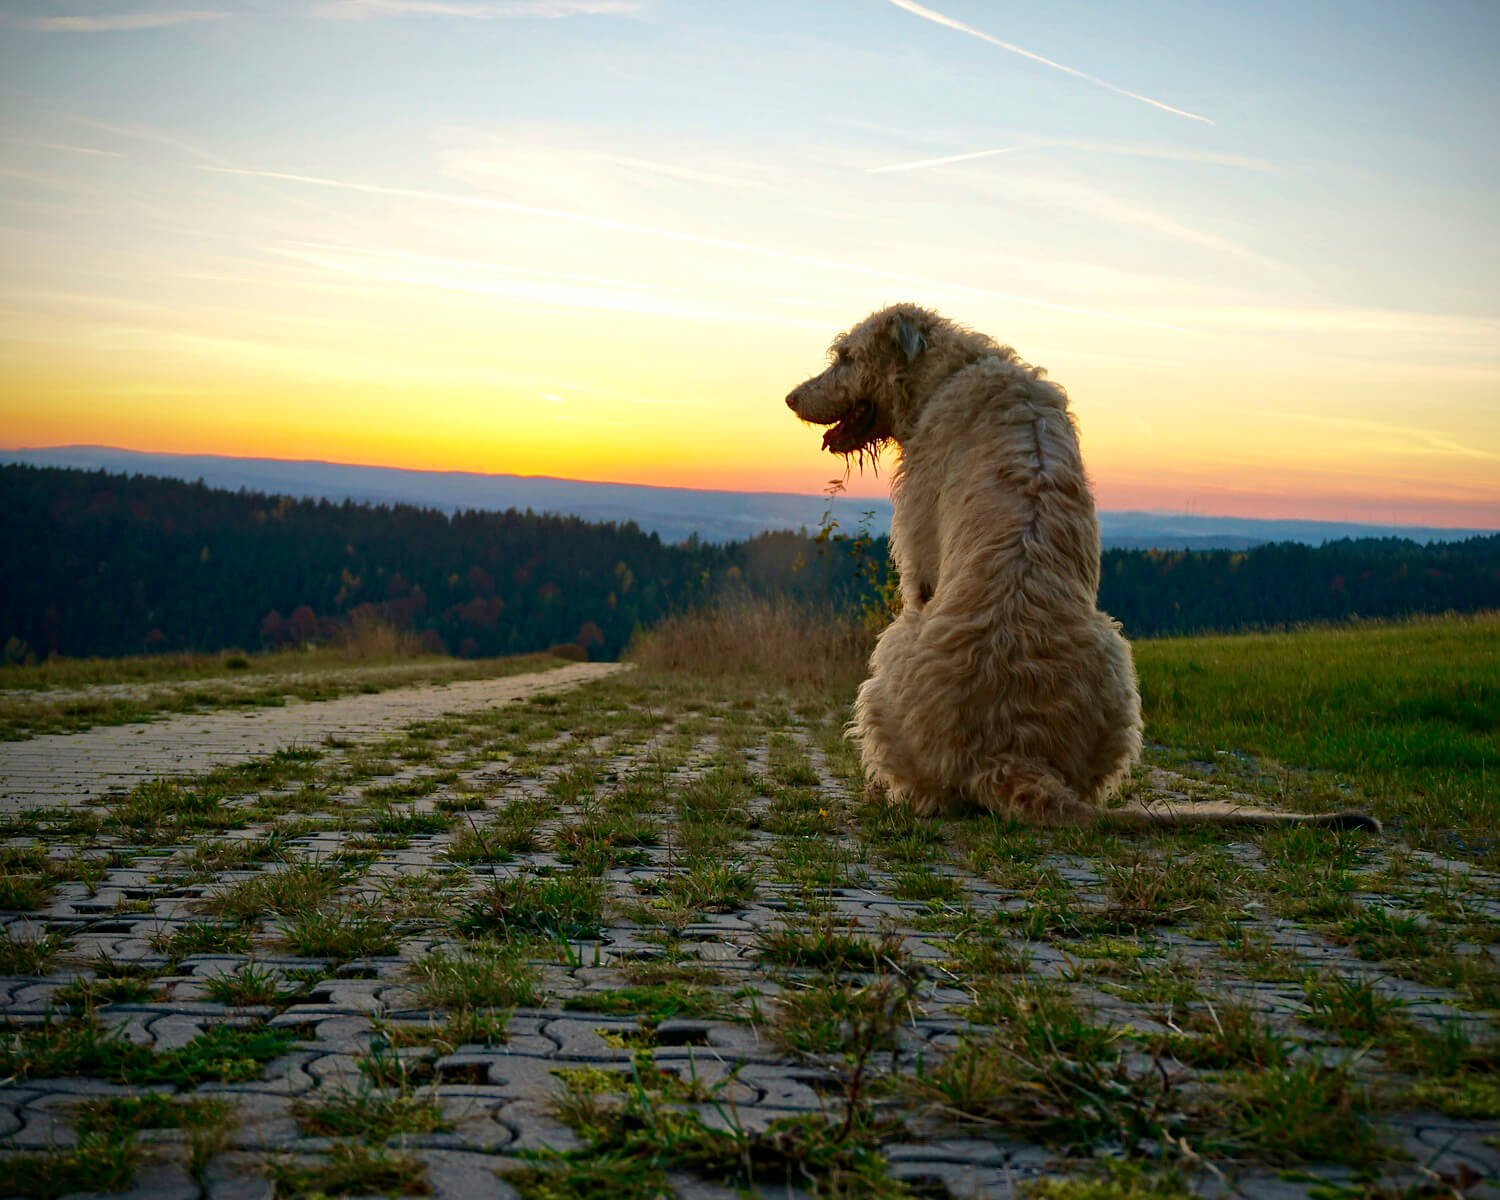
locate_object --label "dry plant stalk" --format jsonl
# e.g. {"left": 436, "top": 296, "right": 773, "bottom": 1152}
{"left": 629, "top": 598, "right": 871, "bottom": 688}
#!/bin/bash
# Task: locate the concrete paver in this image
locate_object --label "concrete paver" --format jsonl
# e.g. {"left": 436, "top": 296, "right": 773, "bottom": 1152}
{"left": 0, "top": 661, "right": 621, "bottom": 811}
{"left": 1, "top": 664, "right": 1496, "bottom": 1199}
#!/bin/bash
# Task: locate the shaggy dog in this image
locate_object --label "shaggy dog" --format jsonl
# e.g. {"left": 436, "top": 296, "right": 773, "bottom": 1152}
{"left": 787, "top": 305, "right": 1378, "bottom": 832}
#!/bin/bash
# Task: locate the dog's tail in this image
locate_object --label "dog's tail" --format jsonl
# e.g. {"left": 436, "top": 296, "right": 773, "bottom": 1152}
{"left": 1098, "top": 801, "right": 1381, "bottom": 835}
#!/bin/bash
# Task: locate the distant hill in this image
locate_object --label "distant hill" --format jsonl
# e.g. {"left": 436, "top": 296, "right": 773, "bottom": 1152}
{"left": 4, "top": 446, "right": 1491, "bottom": 550}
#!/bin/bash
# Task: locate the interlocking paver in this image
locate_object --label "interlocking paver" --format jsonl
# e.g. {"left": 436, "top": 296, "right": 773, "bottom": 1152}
{"left": 2, "top": 663, "right": 1497, "bottom": 1198}
{"left": 0, "top": 661, "right": 621, "bottom": 811}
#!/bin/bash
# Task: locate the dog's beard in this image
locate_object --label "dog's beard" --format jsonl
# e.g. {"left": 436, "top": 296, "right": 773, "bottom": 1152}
{"left": 820, "top": 399, "right": 886, "bottom": 456}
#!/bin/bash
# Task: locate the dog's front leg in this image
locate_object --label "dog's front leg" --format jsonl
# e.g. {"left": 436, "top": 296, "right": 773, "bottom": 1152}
{"left": 851, "top": 610, "right": 942, "bottom": 813}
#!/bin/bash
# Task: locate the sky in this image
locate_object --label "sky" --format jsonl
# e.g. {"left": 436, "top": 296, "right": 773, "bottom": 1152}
{"left": 1, "top": 0, "right": 1497, "bottom": 526}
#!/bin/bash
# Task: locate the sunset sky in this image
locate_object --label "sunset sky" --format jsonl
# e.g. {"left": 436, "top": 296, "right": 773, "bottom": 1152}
{"left": 2, "top": 0, "right": 1497, "bottom": 526}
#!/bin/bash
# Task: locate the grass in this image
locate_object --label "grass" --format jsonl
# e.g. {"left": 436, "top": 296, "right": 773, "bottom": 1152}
{"left": 53, "top": 973, "right": 161, "bottom": 1008}
{"left": 0, "top": 1133, "right": 141, "bottom": 1199}
{"left": 407, "top": 941, "right": 543, "bottom": 1011}
{"left": 457, "top": 869, "right": 606, "bottom": 942}
{"left": 646, "top": 856, "right": 757, "bottom": 913}
{"left": 1147, "top": 1001, "right": 1290, "bottom": 1069}
{"left": 294, "top": 1086, "right": 449, "bottom": 1140}
{"left": 202, "top": 960, "right": 308, "bottom": 1006}
{"left": 562, "top": 982, "right": 732, "bottom": 1022}
{"left": 276, "top": 904, "right": 402, "bottom": 959}
{"left": 514, "top": 1055, "right": 912, "bottom": 1199}
{"left": 267, "top": 1142, "right": 428, "bottom": 1197}
{"left": 1223, "top": 1062, "right": 1391, "bottom": 1167}
{"left": 755, "top": 919, "right": 891, "bottom": 973}
{"left": 0, "top": 1017, "right": 294, "bottom": 1087}
{"left": 201, "top": 857, "right": 355, "bottom": 921}
{"left": 70, "top": 1093, "right": 236, "bottom": 1184}
{"left": 1134, "top": 612, "right": 1500, "bottom": 853}
{"left": 0, "top": 929, "right": 65, "bottom": 974}
{"left": 907, "top": 1034, "right": 1190, "bottom": 1154}
{"left": 150, "top": 921, "right": 252, "bottom": 957}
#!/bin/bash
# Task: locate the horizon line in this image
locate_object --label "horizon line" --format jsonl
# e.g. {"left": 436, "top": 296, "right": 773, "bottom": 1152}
{"left": 3, "top": 443, "right": 1496, "bottom": 533}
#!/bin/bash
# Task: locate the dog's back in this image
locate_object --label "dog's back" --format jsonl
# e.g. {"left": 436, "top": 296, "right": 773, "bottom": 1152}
{"left": 871, "top": 353, "right": 1141, "bottom": 820}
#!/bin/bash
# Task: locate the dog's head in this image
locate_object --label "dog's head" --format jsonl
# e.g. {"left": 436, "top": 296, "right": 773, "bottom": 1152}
{"left": 784, "top": 304, "right": 948, "bottom": 460}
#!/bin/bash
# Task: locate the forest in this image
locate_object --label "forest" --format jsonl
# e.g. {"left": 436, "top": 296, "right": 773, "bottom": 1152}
{"left": 2, "top": 464, "right": 1497, "bottom": 662}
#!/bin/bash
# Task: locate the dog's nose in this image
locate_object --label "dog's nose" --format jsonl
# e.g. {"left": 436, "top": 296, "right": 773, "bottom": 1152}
{"left": 785, "top": 391, "right": 799, "bottom": 410}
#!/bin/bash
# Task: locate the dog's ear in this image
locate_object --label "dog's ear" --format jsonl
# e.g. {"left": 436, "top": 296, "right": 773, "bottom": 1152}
{"left": 892, "top": 313, "right": 927, "bottom": 363}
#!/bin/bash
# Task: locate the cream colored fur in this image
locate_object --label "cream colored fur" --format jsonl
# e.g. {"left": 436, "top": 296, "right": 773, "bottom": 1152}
{"left": 786, "top": 305, "right": 1379, "bottom": 834}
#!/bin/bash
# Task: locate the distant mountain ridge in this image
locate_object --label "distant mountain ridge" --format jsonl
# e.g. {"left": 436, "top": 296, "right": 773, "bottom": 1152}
{"left": 3, "top": 445, "right": 1491, "bottom": 550}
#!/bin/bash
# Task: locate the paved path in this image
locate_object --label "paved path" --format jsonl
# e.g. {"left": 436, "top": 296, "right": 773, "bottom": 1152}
{"left": 0, "top": 665, "right": 1496, "bottom": 1200}
{"left": 0, "top": 661, "right": 623, "bottom": 811}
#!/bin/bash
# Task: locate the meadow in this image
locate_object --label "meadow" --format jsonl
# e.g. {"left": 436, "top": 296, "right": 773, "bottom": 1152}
{"left": 1136, "top": 612, "right": 1499, "bottom": 859}
{"left": 0, "top": 609, "right": 1495, "bottom": 1198}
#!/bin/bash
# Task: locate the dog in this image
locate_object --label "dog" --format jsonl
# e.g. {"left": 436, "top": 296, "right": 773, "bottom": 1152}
{"left": 787, "top": 305, "right": 1379, "bottom": 833}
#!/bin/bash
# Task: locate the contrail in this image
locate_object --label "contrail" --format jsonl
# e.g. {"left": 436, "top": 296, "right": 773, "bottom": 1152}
{"left": 867, "top": 145, "right": 1031, "bottom": 173}
{"left": 869, "top": 140, "right": 1276, "bottom": 175}
{"left": 886, "top": 0, "right": 1213, "bottom": 124}
{"left": 202, "top": 164, "right": 1190, "bottom": 331}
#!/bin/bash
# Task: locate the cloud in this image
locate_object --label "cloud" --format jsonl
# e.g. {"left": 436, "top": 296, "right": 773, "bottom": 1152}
{"left": 1023, "top": 177, "right": 1268, "bottom": 263}
{"left": 867, "top": 145, "right": 1031, "bottom": 174}
{"left": 869, "top": 139, "right": 1276, "bottom": 174}
{"left": 26, "top": 9, "right": 228, "bottom": 32}
{"left": 312, "top": 0, "right": 640, "bottom": 18}
{"left": 265, "top": 242, "right": 833, "bottom": 329}
{"left": 886, "top": 0, "right": 1212, "bottom": 124}
{"left": 202, "top": 164, "right": 1188, "bottom": 331}
{"left": 1263, "top": 411, "right": 1500, "bottom": 464}
{"left": 0, "top": 135, "right": 125, "bottom": 158}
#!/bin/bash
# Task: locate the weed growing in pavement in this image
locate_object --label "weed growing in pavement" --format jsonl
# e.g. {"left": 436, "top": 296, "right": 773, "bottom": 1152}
{"left": 408, "top": 940, "right": 542, "bottom": 1011}
{"left": 513, "top": 1052, "right": 911, "bottom": 1199}
{"left": 1302, "top": 973, "right": 1406, "bottom": 1042}
{"left": 294, "top": 1081, "right": 449, "bottom": 1141}
{"left": 276, "top": 903, "right": 402, "bottom": 960}
{"left": 53, "top": 973, "right": 162, "bottom": 1009}
{"left": 72, "top": 1094, "right": 236, "bottom": 1184}
{"left": 562, "top": 982, "right": 734, "bottom": 1022}
{"left": 457, "top": 869, "right": 605, "bottom": 942}
{"left": 1221, "top": 1061, "right": 1393, "bottom": 1167}
{"left": 0, "top": 929, "right": 65, "bottom": 974}
{"left": 202, "top": 960, "right": 309, "bottom": 1007}
{"left": 1145, "top": 1001, "right": 1291, "bottom": 1069}
{"left": 150, "top": 921, "right": 252, "bottom": 958}
{"left": 644, "top": 856, "right": 757, "bottom": 914}
{"left": 0, "top": 1132, "right": 141, "bottom": 1199}
{"left": 0, "top": 1016, "right": 294, "bottom": 1087}
{"left": 754, "top": 918, "right": 893, "bottom": 974}
{"left": 200, "top": 858, "right": 355, "bottom": 922}
{"left": 266, "top": 1141, "right": 428, "bottom": 1198}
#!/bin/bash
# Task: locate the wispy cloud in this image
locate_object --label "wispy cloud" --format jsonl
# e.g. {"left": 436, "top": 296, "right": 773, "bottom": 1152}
{"left": 869, "top": 139, "right": 1275, "bottom": 174}
{"left": 202, "top": 164, "right": 1188, "bottom": 330}
{"left": 0, "top": 135, "right": 125, "bottom": 158}
{"left": 1263, "top": 410, "right": 1500, "bottom": 464}
{"left": 25, "top": 9, "right": 228, "bottom": 32}
{"left": 868, "top": 145, "right": 1030, "bottom": 174}
{"left": 1022, "top": 177, "right": 1267, "bottom": 263}
{"left": 265, "top": 242, "right": 832, "bottom": 329}
{"left": 886, "top": 0, "right": 1212, "bottom": 124}
{"left": 312, "top": 0, "right": 640, "bottom": 19}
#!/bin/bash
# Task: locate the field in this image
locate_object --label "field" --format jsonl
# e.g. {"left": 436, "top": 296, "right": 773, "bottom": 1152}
{"left": 0, "top": 612, "right": 1496, "bottom": 1199}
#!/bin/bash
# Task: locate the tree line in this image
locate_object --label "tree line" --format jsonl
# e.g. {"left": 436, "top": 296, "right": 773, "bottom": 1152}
{"left": 2, "top": 464, "right": 1496, "bottom": 663}
{"left": 0, "top": 465, "right": 880, "bottom": 662}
